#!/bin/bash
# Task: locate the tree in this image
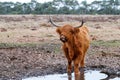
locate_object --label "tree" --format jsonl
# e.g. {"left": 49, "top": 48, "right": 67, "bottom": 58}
{"left": 53, "top": 0, "right": 79, "bottom": 14}
{"left": 80, "top": 0, "right": 89, "bottom": 14}
{"left": 0, "top": 0, "right": 119, "bottom": 14}
{"left": 34, "top": 2, "right": 57, "bottom": 14}
{"left": 88, "top": 1, "right": 101, "bottom": 14}
{"left": 30, "top": 0, "right": 37, "bottom": 11}
{"left": 112, "top": 0, "right": 120, "bottom": 14}
{"left": 0, "top": 2, "right": 14, "bottom": 14}
{"left": 11, "top": 2, "right": 23, "bottom": 14}
{"left": 58, "top": 6, "right": 70, "bottom": 14}
{"left": 22, "top": 3, "right": 32, "bottom": 14}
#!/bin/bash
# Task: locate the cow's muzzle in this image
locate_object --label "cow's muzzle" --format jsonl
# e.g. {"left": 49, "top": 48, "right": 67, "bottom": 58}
{"left": 60, "top": 35, "right": 67, "bottom": 43}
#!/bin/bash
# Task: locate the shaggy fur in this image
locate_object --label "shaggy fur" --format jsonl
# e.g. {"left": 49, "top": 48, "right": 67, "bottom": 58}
{"left": 56, "top": 24, "right": 90, "bottom": 78}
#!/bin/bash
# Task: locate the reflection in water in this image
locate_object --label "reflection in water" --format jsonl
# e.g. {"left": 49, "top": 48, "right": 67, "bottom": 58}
{"left": 23, "top": 70, "right": 110, "bottom": 80}
{"left": 68, "top": 69, "right": 85, "bottom": 80}
{"left": 110, "top": 77, "right": 120, "bottom": 80}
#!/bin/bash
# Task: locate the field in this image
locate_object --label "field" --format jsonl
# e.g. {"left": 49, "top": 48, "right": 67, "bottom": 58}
{"left": 0, "top": 15, "right": 120, "bottom": 80}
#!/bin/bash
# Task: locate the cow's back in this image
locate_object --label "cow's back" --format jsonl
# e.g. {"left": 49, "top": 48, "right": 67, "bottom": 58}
{"left": 76, "top": 26, "right": 90, "bottom": 53}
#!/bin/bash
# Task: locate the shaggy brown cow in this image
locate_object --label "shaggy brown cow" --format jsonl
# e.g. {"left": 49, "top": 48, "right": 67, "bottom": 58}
{"left": 49, "top": 17, "right": 90, "bottom": 78}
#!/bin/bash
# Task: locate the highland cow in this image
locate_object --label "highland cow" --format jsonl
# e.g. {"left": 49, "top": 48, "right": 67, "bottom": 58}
{"left": 49, "top": 17, "right": 90, "bottom": 79}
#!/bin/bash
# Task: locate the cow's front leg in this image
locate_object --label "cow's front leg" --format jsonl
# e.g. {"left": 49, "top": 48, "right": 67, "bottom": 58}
{"left": 74, "top": 59, "right": 80, "bottom": 75}
{"left": 74, "top": 59, "right": 80, "bottom": 80}
{"left": 62, "top": 45, "right": 72, "bottom": 76}
{"left": 80, "top": 55, "right": 85, "bottom": 68}
{"left": 67, "top": 61, "right": 72, "bottom": 76}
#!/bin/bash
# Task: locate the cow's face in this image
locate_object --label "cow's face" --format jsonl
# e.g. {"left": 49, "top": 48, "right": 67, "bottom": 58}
{"left": 49, "top": 17, "right": 84, "bottom": 43}
{"left": 56, "top": 25, "right": 79, "bottom": 43}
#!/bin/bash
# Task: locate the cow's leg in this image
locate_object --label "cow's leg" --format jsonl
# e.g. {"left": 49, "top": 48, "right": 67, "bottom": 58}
{"left": 67, "top": 61, "right": 72, "bottom": 76}
{"left": 74, "top": 58, "right": 81, "bottom": 80}
{"left": 74, "top": 58, "right": 80, "bottom": 75}
{"left": 80, "top": 54, "right": 85, "bottom": 68}
{"left": 80, "top": 48, "right": 88, "bottom": 68}
{"left": 62, "top": 45, "right": 72, "bottom": 76}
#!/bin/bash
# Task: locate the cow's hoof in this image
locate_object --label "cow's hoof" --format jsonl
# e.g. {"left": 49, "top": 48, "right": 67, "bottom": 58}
{"left": 79, "top": 67, "right": 85, "bottom": 71}
{"left": 68, "top": 73, "right": 72, "bottom": 78}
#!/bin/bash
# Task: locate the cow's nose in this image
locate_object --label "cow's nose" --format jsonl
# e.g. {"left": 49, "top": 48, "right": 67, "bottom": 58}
{"left": 60, "top": 35, "right": 67, "bottom": 43}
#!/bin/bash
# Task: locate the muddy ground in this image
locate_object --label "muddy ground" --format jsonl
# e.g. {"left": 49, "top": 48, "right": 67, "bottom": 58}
{"left": 0, "top": 15, "right": 120, "bottom": 80}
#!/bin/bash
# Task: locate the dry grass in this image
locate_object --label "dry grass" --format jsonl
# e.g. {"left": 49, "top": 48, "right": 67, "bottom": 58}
{"left": 0, "top": 15, "right": 120, "bottom": 43}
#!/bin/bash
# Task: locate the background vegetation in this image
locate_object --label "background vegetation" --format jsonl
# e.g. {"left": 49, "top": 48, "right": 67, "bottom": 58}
{"left": 0, "top": 0, "right": 120, "bottom": 15}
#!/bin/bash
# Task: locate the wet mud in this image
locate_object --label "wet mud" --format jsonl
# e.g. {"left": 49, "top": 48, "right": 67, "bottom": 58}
{"left": 0, "top": 42, "right": 120, "bottom": 80}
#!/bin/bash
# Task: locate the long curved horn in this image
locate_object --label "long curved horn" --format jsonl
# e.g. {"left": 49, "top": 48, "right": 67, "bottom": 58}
{"left": 76, "top": 20, "right": 85, "bottom": 28}
{"left": 49, "top": 17, "right": 60, "bottom": 27}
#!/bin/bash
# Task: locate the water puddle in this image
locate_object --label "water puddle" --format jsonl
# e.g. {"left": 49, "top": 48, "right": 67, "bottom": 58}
{"left": 22, "top": 70, "right": 119, "bottom": 80}
{"left": 110, "top": 77, "right": 120, "bottom": 80}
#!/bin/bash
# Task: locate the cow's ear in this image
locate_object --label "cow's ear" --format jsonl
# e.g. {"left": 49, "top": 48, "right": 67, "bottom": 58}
{"left": 74, "top": 27, "right": 79, "bottom": 33}
{"left": 70, "top": 28, "right": 74, "bottom": 34}
{"left": 56, "top": 28, "right": 61, "bottom": 34}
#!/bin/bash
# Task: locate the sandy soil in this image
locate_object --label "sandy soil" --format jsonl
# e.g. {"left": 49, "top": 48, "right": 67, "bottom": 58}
{"left": 0, "top": 15, "right": 120, "bottom": 80}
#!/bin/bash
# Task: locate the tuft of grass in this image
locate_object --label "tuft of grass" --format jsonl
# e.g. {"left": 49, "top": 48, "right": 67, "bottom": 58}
{"left": 46, "top": 34, "right": 54, "bottom": 37}
{"left": 40, "top": 23, "right": 51, "bottom": 27}
{"left": 0, "top": 43, "right": 41, "bottom": 48}
{"left": 54, "top": 46, "right": 61, "bottom": 53}
{"left": 91, "top": 40, "right": 120, "bottom": 47}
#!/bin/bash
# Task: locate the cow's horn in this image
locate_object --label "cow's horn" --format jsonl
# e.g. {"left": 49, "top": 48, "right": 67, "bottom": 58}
{"left": 76, "top": 20, "right": 85, "bottom": 28}
{"left": 49, "top": 17, "right": 60, "bottom": 27}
